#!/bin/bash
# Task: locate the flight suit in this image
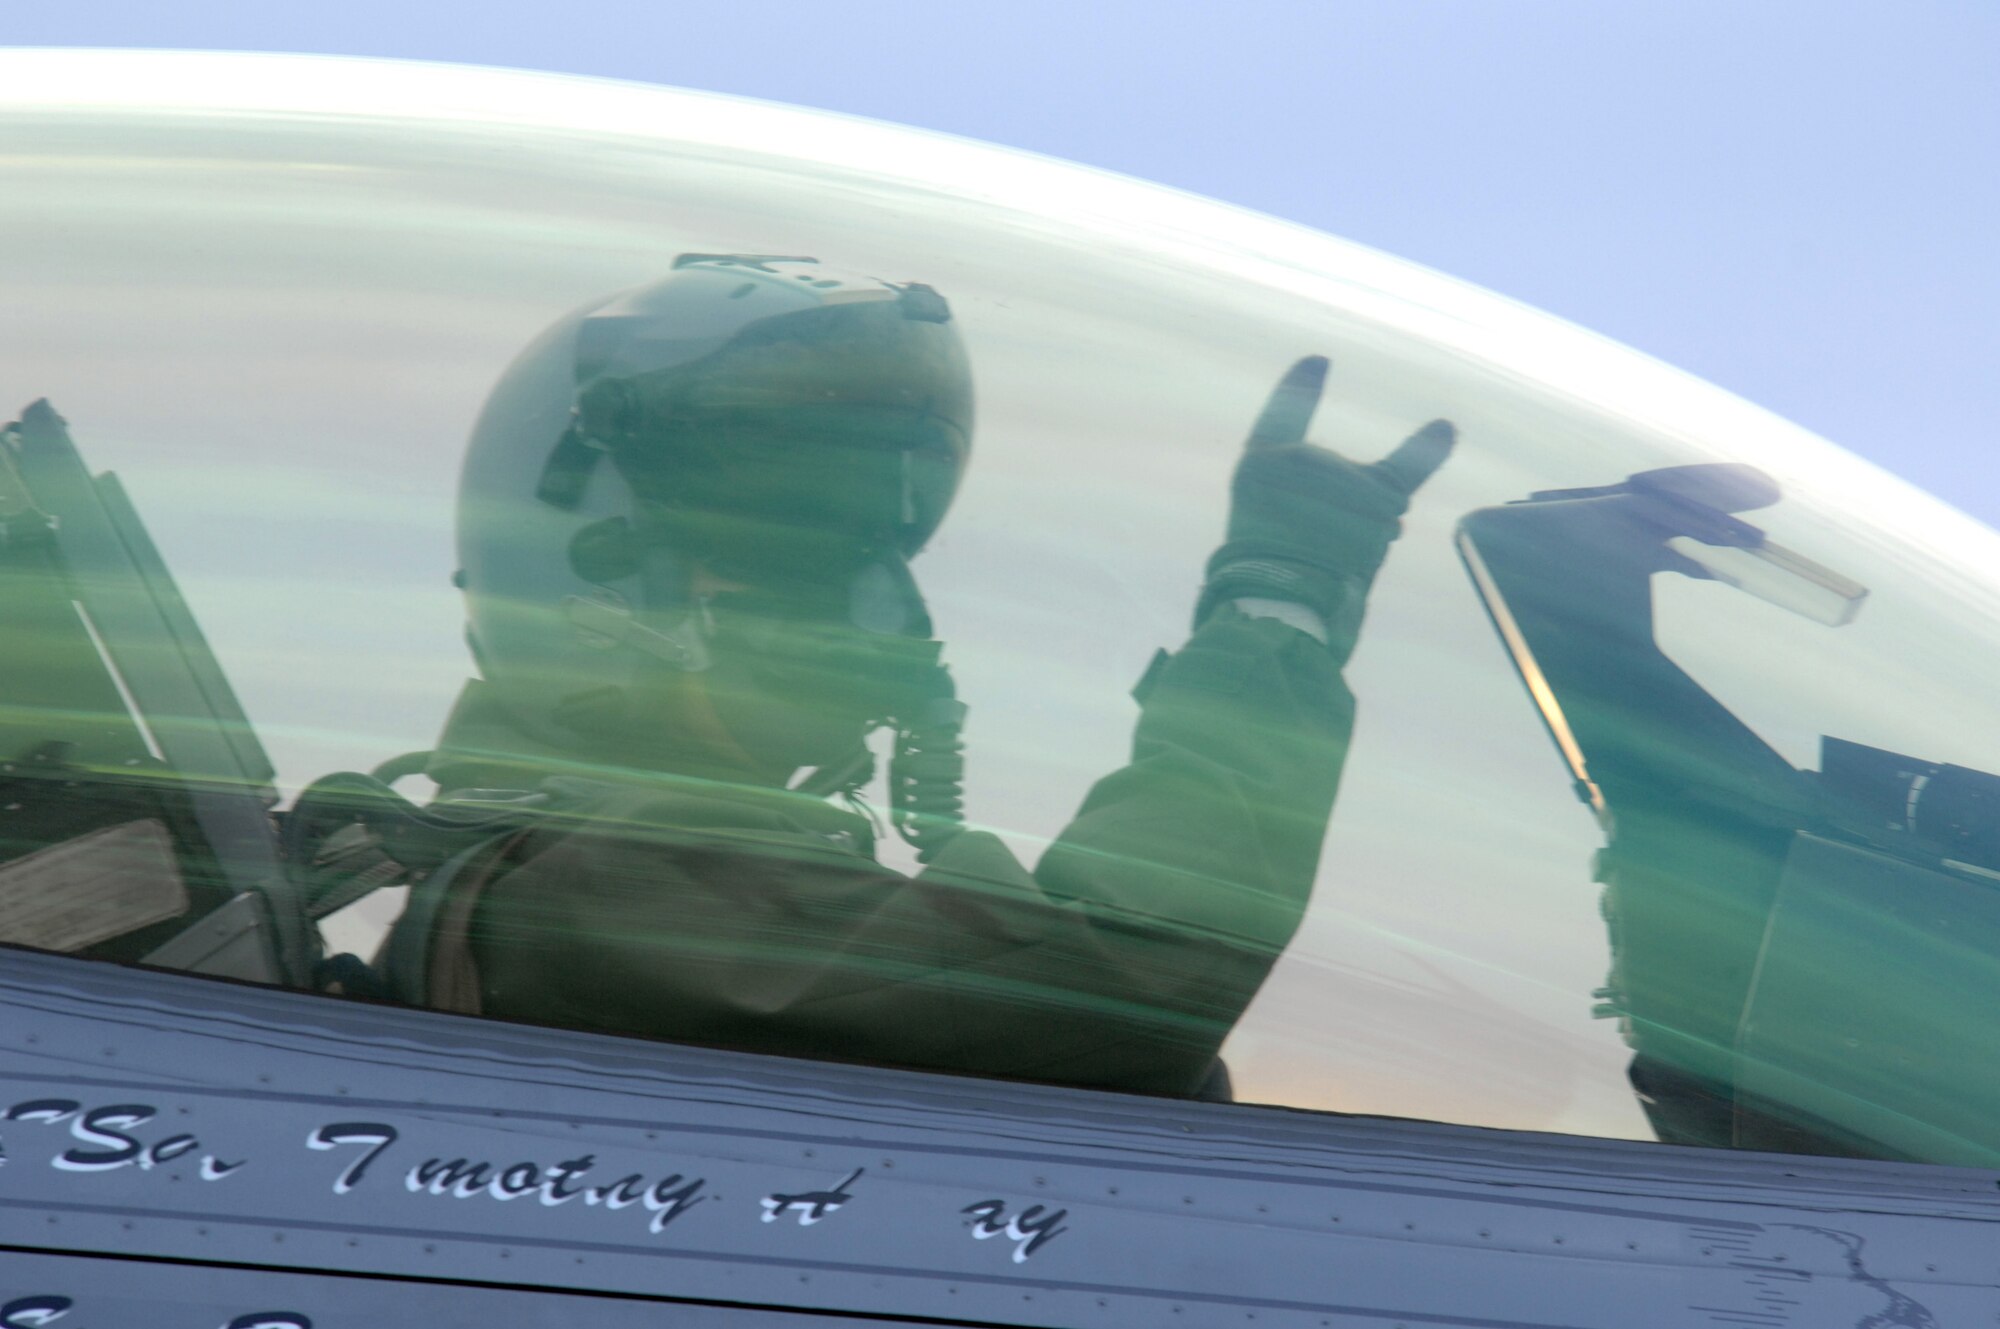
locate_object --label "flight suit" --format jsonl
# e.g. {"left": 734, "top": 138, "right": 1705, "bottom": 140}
{"left": 391, "top": 607, "right": 1350, "bottom": 1098}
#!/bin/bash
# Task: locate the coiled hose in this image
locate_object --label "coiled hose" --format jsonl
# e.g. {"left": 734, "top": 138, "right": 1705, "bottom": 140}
{"left": 889, "top": 672, "right": 967, "bottom": 864}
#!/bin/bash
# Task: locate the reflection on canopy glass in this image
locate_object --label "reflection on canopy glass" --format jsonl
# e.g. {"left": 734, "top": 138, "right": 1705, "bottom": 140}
{"left": 6, "top": 51, "right": 2000, "bottom": 1167}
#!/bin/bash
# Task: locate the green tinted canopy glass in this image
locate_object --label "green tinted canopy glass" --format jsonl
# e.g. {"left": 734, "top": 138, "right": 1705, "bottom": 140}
{"left": 5, "top": 50, "right": 2000, "bottom": 1165}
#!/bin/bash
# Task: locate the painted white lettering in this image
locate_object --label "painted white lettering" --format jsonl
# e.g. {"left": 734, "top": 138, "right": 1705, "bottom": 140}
{"left": 4, "top": 1100, "right": 78, "bottom": 1125}
{"left": 144, "top": 1133, "right": 200, "bottom": 1169}
{"left": 962, "top": 1198, "right": 1068, "bottom": 1262}
{"left": 407, "top": 1157, "right": 493, "bottom": 1198}
{"left": 489, "top": 1162, "right": 541, "bottom": 1200}
{"left": 53, "top": 1104, "right": 154, "bottom": 1172}
{"left": 761, "top": 1168, "right": 861, "bottom": 1226}
{"left": 306, "top": 1122, "right": 398, "bottom": 1194}
{"left": 200, "top": 1154, "right": 247, "bottom": 1181}
{"left": 540, "top": 1154, "right": 594, "bottom": 1206}
{"left": 0, "top": 1296, "right": 71, "bottom": 1328}
{"left": 590, "top": 1174, "right": 648, "bottom": 1209}
{"left": 644, "top": 1174, "right": 706, "bottom": 1233}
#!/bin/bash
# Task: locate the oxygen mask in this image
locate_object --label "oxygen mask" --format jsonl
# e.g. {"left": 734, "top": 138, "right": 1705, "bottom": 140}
{"left": 698, "top": 557, "right": 944, "bottom": 724}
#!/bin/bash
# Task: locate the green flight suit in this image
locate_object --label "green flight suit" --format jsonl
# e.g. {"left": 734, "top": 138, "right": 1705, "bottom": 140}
{"left": 404, "top": 606, "right": 1350, "bottom": 1098}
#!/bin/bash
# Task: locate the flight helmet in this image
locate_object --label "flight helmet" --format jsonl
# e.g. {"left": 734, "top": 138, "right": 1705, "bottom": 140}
{"left": 454, "top": 254, "right": 974, "bottom": 838}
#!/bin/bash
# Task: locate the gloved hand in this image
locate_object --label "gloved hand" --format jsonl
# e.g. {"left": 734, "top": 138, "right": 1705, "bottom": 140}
{"left": 1196, "top": 356, "right": 1455, "bottom": 654}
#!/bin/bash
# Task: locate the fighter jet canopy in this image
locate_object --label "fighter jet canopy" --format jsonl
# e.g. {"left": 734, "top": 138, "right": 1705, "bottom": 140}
{"left": 4, "top": 50, "right": 2000, "bottom": 1166}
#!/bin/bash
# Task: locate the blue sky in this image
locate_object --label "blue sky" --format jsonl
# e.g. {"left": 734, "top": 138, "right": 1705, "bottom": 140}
{"left": 13, "top": 2, "right": 1998, "bottom": 522}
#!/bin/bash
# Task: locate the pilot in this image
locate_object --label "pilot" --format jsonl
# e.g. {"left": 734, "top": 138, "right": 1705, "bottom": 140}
{"left": 347, "top": 254, "right": 1451, "bottom": 1098}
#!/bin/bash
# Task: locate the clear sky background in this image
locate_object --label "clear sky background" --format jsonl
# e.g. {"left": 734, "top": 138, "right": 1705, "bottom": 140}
{"left": 13, "top": 2, "right": 1997, "bottom": 522}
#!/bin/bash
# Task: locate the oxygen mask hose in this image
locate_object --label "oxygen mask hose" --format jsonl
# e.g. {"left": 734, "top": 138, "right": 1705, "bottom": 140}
{"left": 890, "top": 667, "right": 967, "bottom": 864}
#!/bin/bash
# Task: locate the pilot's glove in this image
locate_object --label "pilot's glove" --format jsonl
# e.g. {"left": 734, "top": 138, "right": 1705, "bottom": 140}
{"left": 1196, "top": 360, "right": 1454, "bottom": 659}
